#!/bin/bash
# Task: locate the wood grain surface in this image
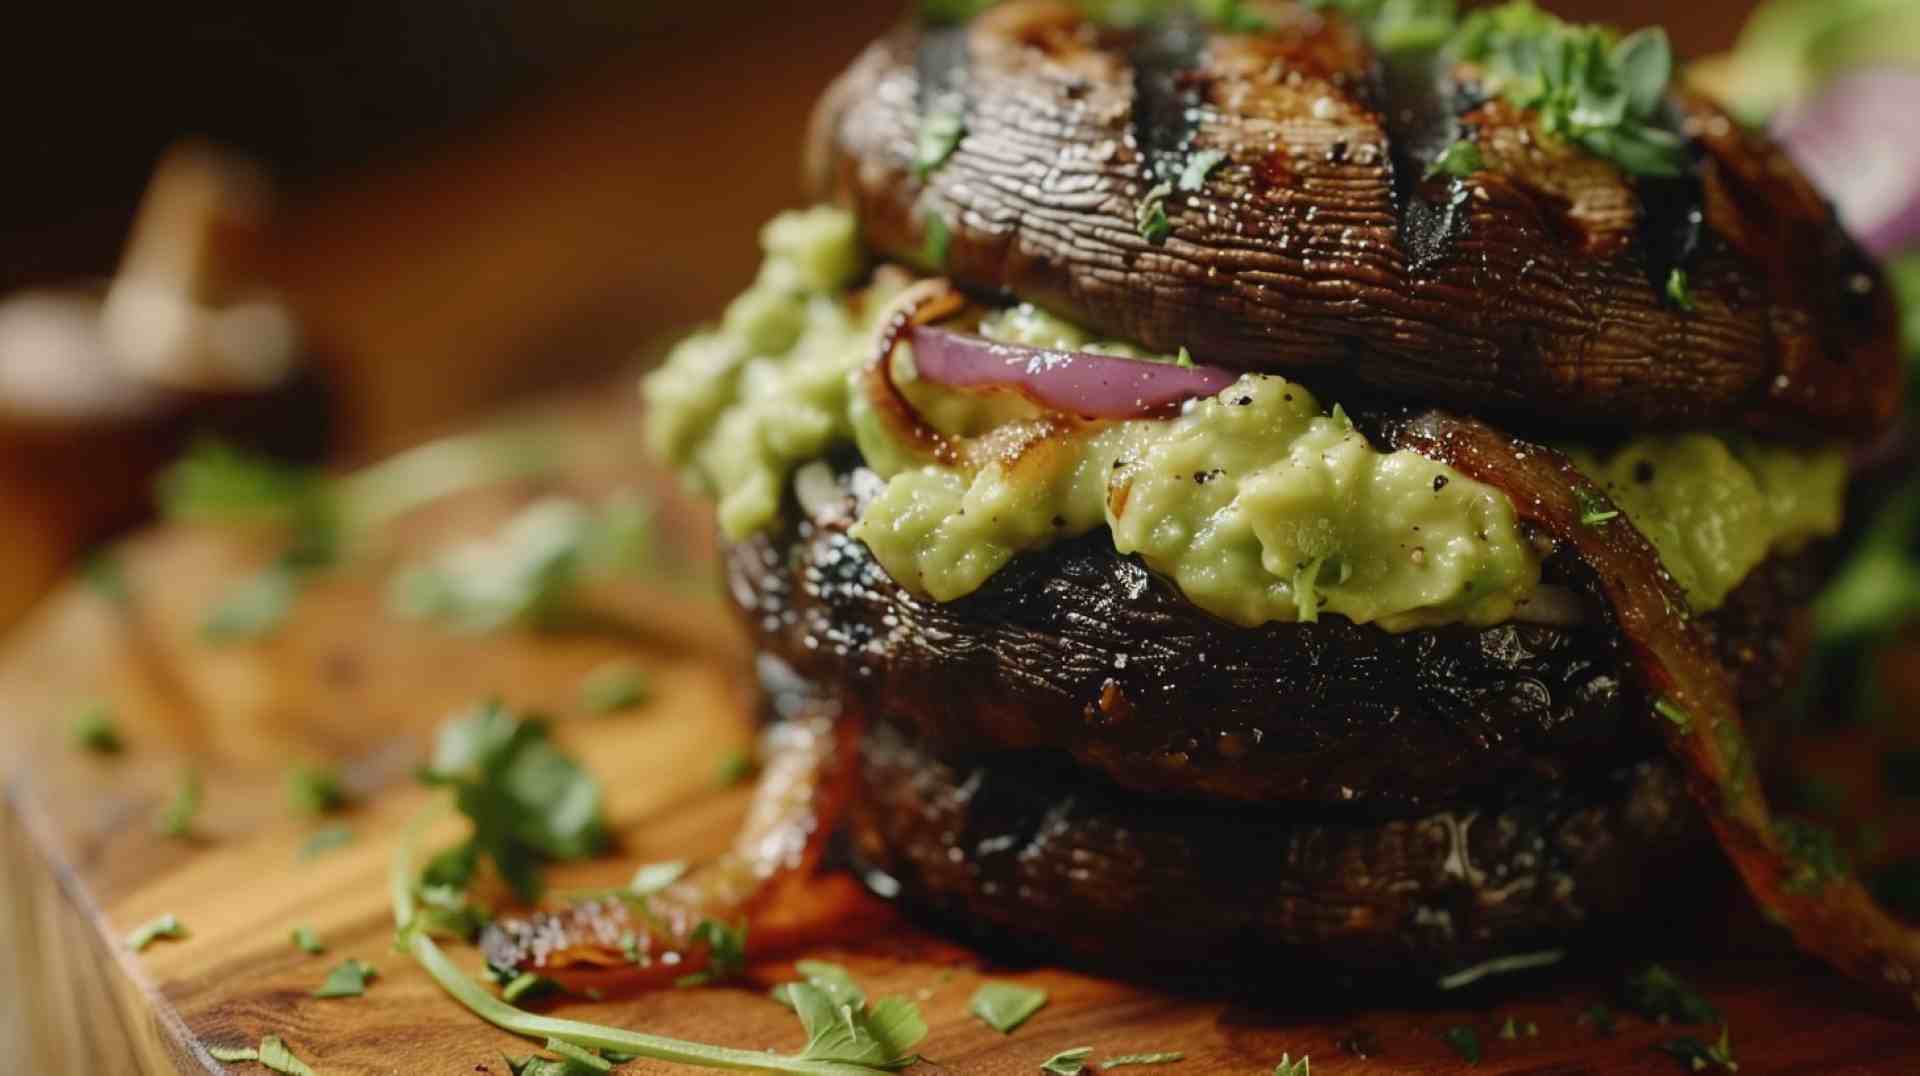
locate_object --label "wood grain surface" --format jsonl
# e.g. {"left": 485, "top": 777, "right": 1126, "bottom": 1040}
{"left": 4, "top": 385, "right": 1920, "bottom": 1075}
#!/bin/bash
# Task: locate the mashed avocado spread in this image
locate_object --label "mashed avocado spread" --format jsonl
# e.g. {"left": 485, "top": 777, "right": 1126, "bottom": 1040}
{"left": 644, "top": 207, "right": 1849, "bottom": 628}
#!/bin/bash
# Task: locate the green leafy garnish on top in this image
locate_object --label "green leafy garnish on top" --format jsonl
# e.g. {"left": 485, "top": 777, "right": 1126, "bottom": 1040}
{"left": 313, "top": 958, "right": 379, "bottom": 998}
{"left": 415, "top": 701, "right": 607, "bottom": 903}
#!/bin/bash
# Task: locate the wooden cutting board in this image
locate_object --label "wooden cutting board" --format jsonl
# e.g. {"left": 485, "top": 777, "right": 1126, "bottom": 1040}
{"left": 4, "top": 384, "right": 1919, "bottom": 1075}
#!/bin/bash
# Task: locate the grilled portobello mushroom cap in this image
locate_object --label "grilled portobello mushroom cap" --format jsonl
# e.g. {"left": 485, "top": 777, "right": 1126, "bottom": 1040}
{"left": 728, "top": 463, "right": 1823, "bottom": 810}
{"left": 810, "top": 0, "right": 1900, "bottom": 436}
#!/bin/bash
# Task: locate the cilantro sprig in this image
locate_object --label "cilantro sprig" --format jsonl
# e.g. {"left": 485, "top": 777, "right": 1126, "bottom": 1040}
{"left": 415, "top": 701, "right": 607, "bottom": 902}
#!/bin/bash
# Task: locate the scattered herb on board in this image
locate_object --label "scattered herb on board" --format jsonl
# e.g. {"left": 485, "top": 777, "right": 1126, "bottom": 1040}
{"left": 70, "top": 702, "right": 122, "bottom": 753}
{"left": 676, "top": 920, "right": 749, "bottom": 987}
{"left": 203, "top": 564, "right": 305, "bottom": 643}
{"left": 1177, "top": 149, "right": 1228, "bottom": 192}
{"left": 286, "top": 763, "right": 348, "bottom": 816}
{"left": 298, "top": 825, "right": 354, "bottom": 861}
{"left": 156, "top": 768, "right": 202, "bottom": 838}
{"left": 392, "top": 807, "right": 929, "bottom": 1075}
{"left": 1656, "top": 1026, "right": 1738, "bottom": 1071}
{"left": 389, "top": 499, "right": 595, "bottom": 633}
{"left": 1041, "top": 1047, "right": 1094, "bottom": 1075}
{"left": 970, "top": 981, "right": 1049, "bottom": 1033}
{"left": 1136, "top": 181, "right": 1173, "bottom": 245}
{"left": 1623, "top": 965, "right": 1721, "bottom": 1024}
{"left": 1101, "top": 1053, "right": 1185, "bottom": 1070}
{"left": 1426, "top": 139, "right": 1485, "bottom": 179}
{"left": 1273, "top": 1054, "right": 1311, "bottom": 1076}
{"left": 716, "top": 749, "right": 759, "bottom": 787}
{"left": 126, "top": 913, "right": 187, "bottom": 952}
{"left": 579, "top": 661, "right": 651, "bottom": 714}
{"left": 209, "top": 1036, "right": 319, "bottom": 1075}
{"left": 1175, "top": 347, "right": 1195, "bottom": 369}
{"left": 291, "top": 926, "right": 325, "bottom": 954}
{"left": 1441, "top": 1025, "right": 1481, "bottom": 1063}
{"left": 80, "top": 549, "right": 130, "bottom": 605}
{"left": 1654, "top": 697, "right": 1693, "bottom": 732}
{"left": 772, "top": 961, "right": 866, "bottom": 1011}
{"left": 313, "top": 958, "right": 379, "bottom": 998}
{"left": 916, "top": 107, "right": 967, "bottom": 177}
{"left": 1666, "top": 268, "right": 1696, "bottom": 311}
{"left": 414, "top": 700, "right": 606, "bottom": 902}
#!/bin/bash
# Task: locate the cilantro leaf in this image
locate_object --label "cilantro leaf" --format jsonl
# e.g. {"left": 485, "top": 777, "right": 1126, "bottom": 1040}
{"left": 313, "top": 958, "right": 378, "bottom": 998}
{"left": 1573, "top": 484, "right": 1621, "bottom": 525}
{"left": 677, "top": 919, "right": 749, "bottom": 987}
{"left": 209, "top": 1044, "right": 260, "bottom": 1062}
{"left": 203, "top": 564, "right": 304, "bottom": 643}
{"left": 1666, "top": 267, "right": 1696, "bottom": 311}
{"left": 258, "top": 1035, "right": 318, "bottom": 1076}
{"left": 126, "top": 913, "right": 187, "bottom": 952}
{"left": 1042, "top": 1046, "right": 1094, "bottom": 1075}
{"left": 390, "top": 498, "right": 595, "bottom": 633}
{"left": 922, "top": 210, "right": 952, "bottom": 270}
{"left": 716, "top": 749, "right": 758, "bottom": 787}
{"left": 916, "top": 105, "right": 967, "bottom": 177}
{"left": 787, "top": 981, "right": 927, "bottom": 1069}
{"left": 1426, "top": 139, "right": 1485, "bottom": 179}
{"left": 1101, "top": 1053, "right": 1185, "bottom": 1069}
{"left": 1774, "top": 816, "right": 1850, "bottom": 894}
{"left": 772, "top": 960, "right": 867, "bottom": 1011}
{"left": 286, "top": 762, "right": 348, "bottom": 816}
{"left": 298, "top": 825, "right": 354, "bottom": 861}
{"left": 1654, "top": 697, "right": 1694, "bottom": 732}
{"left": 970, "top": 981, "right": 1048, "bottom": 1034}
{"left": 156, "top": 768, "right": 202, "bottom": 838}
{"left": 415, "top": 701, "right": 607, "bottom": 902}
{"left": 1273, "top": 1055, "right": 1310, "bottom": 1076}
{"left": 1657, "top": 1026, "right": 1738, "bottom": 1071}
{"left": 1136, "top": 182, "right": 1173, "bottom": 245}
{"left": 1440, "top": 1025, "right": 1480, "bottom": 1063}
{"left": 291, "top": 926, "right": 325, "bottom": 954}
{"left": 1624, "top": 964, "right": 1721, "bottom": 1024}
{"left": 580, "top": 661, "right": 651, "bottom": 714}
{"left": 70, "top": 702, "right": 122, "bottom": 754}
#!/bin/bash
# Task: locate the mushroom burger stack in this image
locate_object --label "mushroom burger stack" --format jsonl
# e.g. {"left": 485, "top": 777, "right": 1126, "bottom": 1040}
{"left": 641, "top": 0, "right": 1920, "bottom": 998}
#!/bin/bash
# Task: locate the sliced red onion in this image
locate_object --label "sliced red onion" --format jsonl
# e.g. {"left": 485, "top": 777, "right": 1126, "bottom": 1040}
{"left": 906, "top": 325, "right": 1240, "bottom": 419}
{"left": 1773, "top": 68, "right": 1920, "bottom": 257}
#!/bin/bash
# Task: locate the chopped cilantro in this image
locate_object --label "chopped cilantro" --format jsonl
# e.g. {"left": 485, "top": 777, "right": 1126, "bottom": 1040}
{"left": 1136, "top": 181, "right": 1173, "bottom": 245}
{"left": 1177, "top": 149, "right": 1228, "bottom": 192}
{"left": 286, "top": 763, "right": 347, "bottom": 817}
{"left": 390, "top": 498, "right": 595, "bottom": 633}
{"left": 970, "top": 981, "right": 1048, "bottom": 1033}
{"left": 415, "top": 700, "right": 607, "bottom": 902}
{"left": 915, "top": 106, "right": 967, "bottom": 178}
{"left": 1666, "top": 268, "right": 1696, "bottom": 311}
{"left": 580, "top": 661, "right": 651, "bottom": 714}
{"left": 1175, "top": 346, "right": 1195, "bottom": 369}
{"left": 1272, "top": 1055, "right": 1310, "bottom": 1076}
{"left": 298, "top": 825, "right": 354, "bottom": 861}
{"left": 1426, "top": 139, "right": 1485, "bottom": 179}
{"left": 1656, "top": 1026, "right": 1738, "bottom": 1072}
{"left": 70, "top": 702, "right": 122, "bottom": 754}
{"left": 126, "top": 913, "right": 187, "bottom": 951}
{"left": 291, "top": 926, "right": 325, "bottom": 954}
{"left": 203, "top": 564, "right": 304, "bottom": 643}
{"left": 772, "top": 960, "right": 867, "bottom": 1011}
{"left": 1499, "top": 1016, "right": 1519, "bottom": 1040}
{"left": 209, "top": 1044, "right": 260, "bottom": 1062}
{"left": 313, "top": 958, "right": 378, "bottom": 998}
{"left": 716, "top": 749, "right": 759, "bottom": 787}
{"left": 785, "top": 977, "right": 927, "bottom": 1069}
{"left": 1774, "top": 817, "right": 1849, "bottom": 894}
{"left": 922, "top": 210, "right": 953, "bottom": 270}
{"left": 1042, "top": 1047, "right": 1094, "bottom": 1075}
{"left": 158, "top": 440, "right": 328, "bottom": 525}
{"left": 1623, "top": 964, "right": 1721, "bottom": 1024}
{"left": 1452, "top": 5, "right": 1687, "bottom": 177}
{"left": 1573, "top": 485, "right": 1621, "bottom": 525}
{"left": 1100, "top": 1053, "right": 1184, "bottom": 1069}
{"left": 1654, "top": 697, "right": 1693, "bottom": 732}
{"left": 1440, "top": 1025, "right": 1480, "bottom": 1063}
{"left": 503, "top": 972, "right": 557, "bottom": 1004}
{"left": 156, "top": 768, "right": 202, "bottom": 838}
{"left": 410, "top": 882, "right": 490, "bottom": 941}
{"left": 677, "top": 919, "right": 749, "bottom": 986}
{"left": 258, "top": 1035, "right": 318, "bottom": 1076}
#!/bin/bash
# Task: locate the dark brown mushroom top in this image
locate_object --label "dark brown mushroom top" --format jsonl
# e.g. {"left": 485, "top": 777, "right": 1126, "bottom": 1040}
{"left": 809, "top": 0, "right": 1901, "bottom": 437}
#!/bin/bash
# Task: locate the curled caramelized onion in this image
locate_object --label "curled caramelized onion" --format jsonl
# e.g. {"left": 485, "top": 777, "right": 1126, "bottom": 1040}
{"left": 906, "top": 325, "right": 1239, "bottom": 419}
{"left": 1398, "top": 411, "right": 1920, "bottom": 1013}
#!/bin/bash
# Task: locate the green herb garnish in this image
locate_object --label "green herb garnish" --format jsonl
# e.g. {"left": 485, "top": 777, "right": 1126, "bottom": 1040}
{"left": 70, "top": 702, "right": 122, "bottom": 753}
{"left": 1175, "top": 347, "right": 1195, "bottom": 369}
{"left": 915, "top": 107, "right": 967, "bottom": 178}
{"left": 1452, "top": 4, "right": 1686, "bottom": 177}
{"left": 1774, "top": 817, "right": 1849, "bottom": 894}
{"left": 1177, "top": 149, "right": 1228, "bottom": 192}
{"left": 298, "top": 825, "right": 354, "bottom": 861}
{"left": 81, "top": 549, "right": 130, "bottom": 605}
{"left": 203, "top": 563, "right": 304, "bottom": 642}
{"left": 970, "top": 981, "right": 1048, "bottom": 1033}
{"left": 1272, "top": 1054, "right": 1311, "bottom": 1076}
{"left": 1440, "top": 1025, "right": 1480, "bottom": 1063}
{"left": 1624, "top": 964, "right": 1721, "bottom": 1024}
{"left": 1100, "top": 1053, "right": 1184, "bottom": 1070}
{"left": 291, "top": 926, "right": 325, "bottom": 954}
{"left": 1573, "top": 485, "right": 1621, "bottom": 525}
{"left": 580, "top": 661, "right": 651, "bottom": 715}
{"left": 677, "top": 919, "right": 749, "bottom": 986}
{"left": 286, "top": 763, "right": 348, "bottom": 817}
{"left": 126, "top": 913, "right": 187, "bottom": 952}
{"left": 1136, "top": 181, "right": 1173, "bottom": 245}
{"left": 1666, "top": 268, "right": 1696, "bottom": 311}
{"left": 415, "top": 700, "right": 607, "bottom": 902}
{"left": 390, "top": 498, "right": 596, "bottom": 633}
{"left": 772, "top": 960, "right": 867, "bottom": 1011}
{"left": 259, "top": 1035, "right": 319, "bottom": 1076}
{"left": 156, "top": 768, "right": 202, "bottom": 838}
{"left": 922, "top": 210, "right": 953, "bottom": 270}
{"left": 1426, "top": 139, "right": 1485, "bottom": 179}
{"left": 1042, "top": 1047, "right": 1094, "bottom": 1075}
{"left": 716, "top": 749, "right": 759, "bottom": 787}
{"left": 1656, "top": 1026, "right": 1738, "bottom": 1072}
{"left": 1579, "top": 1002, "right": 1616, "bottom": 1036}
{"left": 314, "top": 958, "right": 378, "bottom": 998}
{"left": 1654, "top": 696, "right": 1693, "bottom": 732}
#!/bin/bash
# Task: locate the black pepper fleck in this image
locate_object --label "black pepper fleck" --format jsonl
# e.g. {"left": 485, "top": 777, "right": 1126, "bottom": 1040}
{"left": 1432, "top": 475, "right": 1449, "bottom": 492}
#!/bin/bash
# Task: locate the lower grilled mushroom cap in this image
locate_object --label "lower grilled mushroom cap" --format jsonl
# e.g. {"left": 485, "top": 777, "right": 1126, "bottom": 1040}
{"left": 845, "top": 715, "right": 1713, "bottom": 980}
